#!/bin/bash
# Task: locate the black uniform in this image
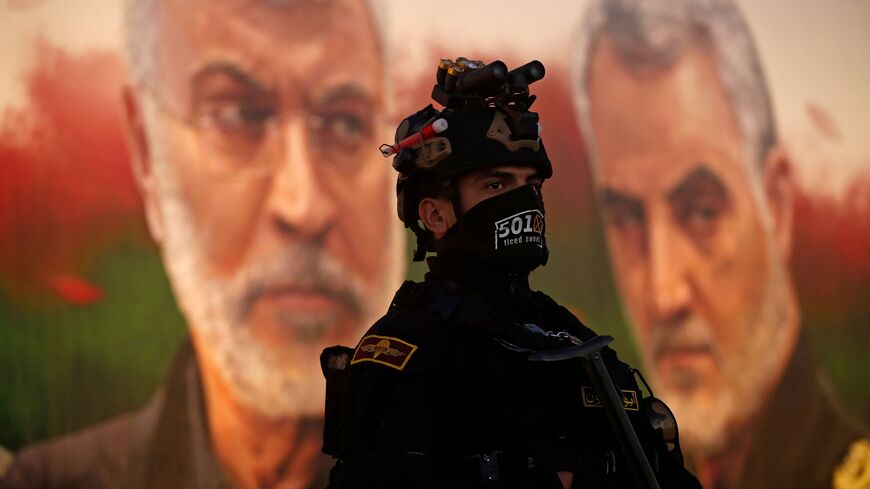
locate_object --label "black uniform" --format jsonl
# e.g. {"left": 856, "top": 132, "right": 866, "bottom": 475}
{"left": 322, "top": 256, "right": 700, "bottom": 488}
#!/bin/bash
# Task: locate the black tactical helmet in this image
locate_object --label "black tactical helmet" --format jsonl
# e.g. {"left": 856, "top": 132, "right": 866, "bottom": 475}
{"left": 381, "top": 58, "right": 552, "bottom": 261}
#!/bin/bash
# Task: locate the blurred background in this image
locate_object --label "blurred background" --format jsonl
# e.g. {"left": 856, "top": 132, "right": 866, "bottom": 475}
{"left": 1, "top": 0, "right": 868, "bottom": 456}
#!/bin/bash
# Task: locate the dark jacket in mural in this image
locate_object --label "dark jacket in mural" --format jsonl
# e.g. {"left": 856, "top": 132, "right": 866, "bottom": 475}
{"left": 0, "top": 340, "right": 331, "bottom": 489}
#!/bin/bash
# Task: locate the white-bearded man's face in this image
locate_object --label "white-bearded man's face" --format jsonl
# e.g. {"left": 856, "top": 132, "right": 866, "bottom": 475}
{"left": 127, "top": 0, "right": 404, "bottom": 417}
{"left": 139, "top": 93, "right": 402, "bottom": 418}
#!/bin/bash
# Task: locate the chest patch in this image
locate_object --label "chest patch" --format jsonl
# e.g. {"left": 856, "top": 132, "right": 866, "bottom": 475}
{"left": 581, "top": 385, "right": 640, "bottom": 411}
{"left": 351, "top": 335, "right": 418, "bottom": 371}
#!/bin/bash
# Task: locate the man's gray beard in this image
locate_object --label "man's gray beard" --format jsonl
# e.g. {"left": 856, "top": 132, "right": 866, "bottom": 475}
{"left": 637, "top": 242, "right": 792, "bottom": 458}
{"left": 146, "top": 123, "right": 403, "bottom": 419}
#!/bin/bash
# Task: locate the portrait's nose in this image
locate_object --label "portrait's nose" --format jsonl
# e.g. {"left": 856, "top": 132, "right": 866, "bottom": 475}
{"left": 647, "top": 218, "right": 692, "bottom": 322}
{"left": 266, "top": 118, "right": 335, "bottom": 240}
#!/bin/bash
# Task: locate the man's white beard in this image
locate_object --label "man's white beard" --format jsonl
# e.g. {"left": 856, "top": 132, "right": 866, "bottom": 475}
{"left": 638, "top": 243, "right": 792, "bottom": 458}
{"left": 146, "top": 120, "right": 403, "bottom": 420}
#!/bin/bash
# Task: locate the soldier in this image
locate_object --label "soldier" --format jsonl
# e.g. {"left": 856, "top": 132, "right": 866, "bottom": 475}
{"left": 321, "top": 58, "right": 701, "bottom": 488}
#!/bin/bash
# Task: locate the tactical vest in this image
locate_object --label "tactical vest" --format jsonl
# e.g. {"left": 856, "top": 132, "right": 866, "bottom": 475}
{"left": 322, "top": 280, "right": 699, "bottom": 489}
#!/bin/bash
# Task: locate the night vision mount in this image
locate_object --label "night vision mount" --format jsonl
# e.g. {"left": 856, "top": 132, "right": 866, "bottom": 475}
{"left": 433, "top": 57, "right": 545, "bottom": 141}
{"left": 432, "top": 57, "right": 545, "bottom": 111}
{"left": 380, "top": 57, "right": 546, "bottom": 159}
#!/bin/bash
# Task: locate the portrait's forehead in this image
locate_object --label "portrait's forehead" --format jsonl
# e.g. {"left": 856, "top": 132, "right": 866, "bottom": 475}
{"left": 150, "top": 0, "right": 381, "bottom": 99}
{"left": 163, "top": 0, "right": 365, "bottom": 27}
{"left": 589, "top": 37, "right": 745, "bottom": 196}
{"left": 590, "top": 40, "right": 736, "bottom": 141}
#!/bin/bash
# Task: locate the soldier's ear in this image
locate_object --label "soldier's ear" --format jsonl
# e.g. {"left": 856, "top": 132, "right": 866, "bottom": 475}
{"left": 761, "top": 143, "right": 794, "bottom": 262}
{"left": 122, "top": 85, "right": 165, "bottom": 244}
{"left": 418, "top": 197, "right": 456, "bottom": 240}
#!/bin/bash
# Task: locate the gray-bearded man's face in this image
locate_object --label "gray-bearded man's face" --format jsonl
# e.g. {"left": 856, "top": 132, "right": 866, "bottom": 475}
{"left": 129, "top": 0, "right": 403, "bottom": 418}
{"left": 585, "top": 39, "right": 794, "bottom": 456}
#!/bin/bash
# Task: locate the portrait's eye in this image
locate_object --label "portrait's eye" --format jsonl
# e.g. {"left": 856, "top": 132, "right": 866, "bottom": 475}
{"left": 668, "top": 165, "right": 731, "bottom": 243}
{"left": 601, "top": 195, "right": 646, "bottom": 255}
{"left": 605, "top": 204, "right": 644, "bottom": 232}
{"left": 199, "top": 98, "right": 278, "bottom": 141}
{"left": 318, "top": 110, "right": 370, "bottom": 149}
{"left": 601, "top": 190, "right": 645, "bottom": 239}
{"left": 312, "top": 93, "right": 376, "bottom": 162}
{"left": 679, "top": 197, "right": 725, "bottom": 238}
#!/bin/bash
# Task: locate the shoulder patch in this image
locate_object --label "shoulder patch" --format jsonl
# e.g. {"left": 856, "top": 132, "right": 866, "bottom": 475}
{"left": 351, "top": 335, "right": 418, "bottom": 371}
{"left": 834, "top": 439, "right": 870, "bottom": 489}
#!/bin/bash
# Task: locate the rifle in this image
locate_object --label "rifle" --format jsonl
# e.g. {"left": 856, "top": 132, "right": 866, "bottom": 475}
{"left": 530, "top": 335, "right": 662, "bottom": 489}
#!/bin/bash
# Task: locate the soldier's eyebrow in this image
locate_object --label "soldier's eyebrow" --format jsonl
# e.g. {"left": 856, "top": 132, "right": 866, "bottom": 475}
{"left": 472, "top": 169, "right": 509, "bottom": 181}
{"left": 666, "top": 165, "right": 729, "bottom": 204}
{"left": 472, "top": 169, "right": 540, "bottom": 183}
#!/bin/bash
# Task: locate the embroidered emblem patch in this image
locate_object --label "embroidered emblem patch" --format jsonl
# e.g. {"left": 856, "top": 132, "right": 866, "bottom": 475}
{"left": 581, "top": 385, "right": 640, "bottom": 411}
{"left": 351, "top": 335, "right": 418, "bottom": 371}
{"left": 834, "top": 439, "right": 870, "bottom": 489}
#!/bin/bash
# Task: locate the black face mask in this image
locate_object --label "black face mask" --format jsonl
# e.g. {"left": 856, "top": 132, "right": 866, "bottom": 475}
{"left": 435, "top": 184, "right": 549, "bottom": 273}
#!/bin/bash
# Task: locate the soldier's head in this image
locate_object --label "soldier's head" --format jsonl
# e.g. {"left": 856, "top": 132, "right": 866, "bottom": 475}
{"left": 121, "top": 0, "right": 404, "bottom": 419}
{"left": 388, "top": 59, "right": 552, "bottom": 273}
{"left": 572, "top": 0, "right": 799, "bottom": 457}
